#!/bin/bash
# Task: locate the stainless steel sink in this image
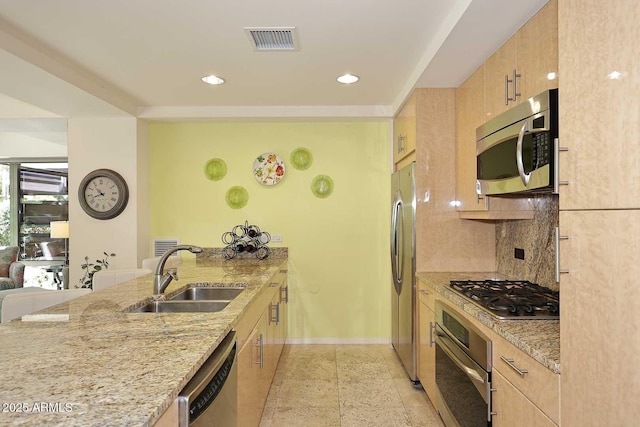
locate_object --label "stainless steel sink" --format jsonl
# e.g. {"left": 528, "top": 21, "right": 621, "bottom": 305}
{"left": 133, "top": 300, "right": 230, "bottom": 313}
{"left": 169, "top": 287, "right": 245, "bottom": 301}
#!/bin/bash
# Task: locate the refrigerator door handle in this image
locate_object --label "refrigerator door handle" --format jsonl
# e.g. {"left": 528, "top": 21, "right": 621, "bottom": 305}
{"left": 391, "top": 191, "right": 404, "bottom": 294}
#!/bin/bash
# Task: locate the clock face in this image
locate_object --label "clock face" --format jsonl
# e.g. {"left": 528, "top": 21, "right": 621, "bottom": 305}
{"left": 78, "top": 169, "right": 129, "bottom": 220}
{"left": 84, "top": 176, "right": 120, "bottom": 212}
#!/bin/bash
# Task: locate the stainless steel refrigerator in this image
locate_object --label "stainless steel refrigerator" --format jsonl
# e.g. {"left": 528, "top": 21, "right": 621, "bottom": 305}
{"left": 391, "top": 162, "right": 418, "bottom": 383}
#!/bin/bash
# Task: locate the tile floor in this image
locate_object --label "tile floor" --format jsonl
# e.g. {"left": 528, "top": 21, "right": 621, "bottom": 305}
{"left": 259, "top": 344, "right": 444, "bottom": 427}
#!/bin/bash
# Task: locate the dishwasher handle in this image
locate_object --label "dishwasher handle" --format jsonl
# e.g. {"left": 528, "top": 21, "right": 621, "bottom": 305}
{"left": 178, "top": 331, "right": 237, "bottom": 426}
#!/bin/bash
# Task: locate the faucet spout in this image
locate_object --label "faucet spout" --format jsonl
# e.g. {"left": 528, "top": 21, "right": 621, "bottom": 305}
{"left": 153, "top": 245, "right": 203, "bottom": 295}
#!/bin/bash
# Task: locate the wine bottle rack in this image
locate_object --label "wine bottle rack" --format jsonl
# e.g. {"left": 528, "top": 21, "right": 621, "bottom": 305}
{"left": 221, "top": 220, "right": 271, "bottom": 260}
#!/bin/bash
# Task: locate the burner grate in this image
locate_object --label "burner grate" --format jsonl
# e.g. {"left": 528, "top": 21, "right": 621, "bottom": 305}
{"left": 449, "top": 280, "right": 559, "bottom": 320}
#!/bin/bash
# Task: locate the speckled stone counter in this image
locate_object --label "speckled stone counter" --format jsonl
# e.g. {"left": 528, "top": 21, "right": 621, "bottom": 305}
{"left": 416, "top": 272, "right": 560, "bottom": 375}
{"left": 0, "top": 255, "right": 288, "bottom": 426}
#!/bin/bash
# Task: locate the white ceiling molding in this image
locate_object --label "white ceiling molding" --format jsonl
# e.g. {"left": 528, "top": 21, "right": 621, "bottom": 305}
{"left": 137, "top": 104, "right": 394, "bottom": 121}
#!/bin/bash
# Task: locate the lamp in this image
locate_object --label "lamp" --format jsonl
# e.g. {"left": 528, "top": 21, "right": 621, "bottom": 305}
{"left": 50, "top": 220, "right": 69, "bottom": 266}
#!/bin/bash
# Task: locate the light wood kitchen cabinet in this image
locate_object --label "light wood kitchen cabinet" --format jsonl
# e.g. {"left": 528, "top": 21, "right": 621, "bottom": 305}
{"left": 237, "top": 311, "right": 270, "bottom": 427}
{"left": 558, "top": 0, "right": 640, "bottom": 210}
{"left": 484, "top": 0, "right": 558, "bottom": 120}
{"left": 558, "top": 210, "right": 640, "bottom": 426}
{"left": 417, "top": 285, "right": 436, "bottom": 405}
{"left": 236, "top": 271, "right": 288, "bottom": 427}
{"left": 515, "top": 0, "right": 558, "bottom": 105}
{"left": 491, "top": 330, "right": 559, "bottom": 424}
{"left": 491, "top": 370, "right": 556, "bottom": 427}
{"left": 393, "top": 92, "right": 416, "bottom": 169}
{"left": 484, "top": 37, "right": 517, "bottom": 120}
{"left": 455, "top": 66, "right": 487, "bottom": 213}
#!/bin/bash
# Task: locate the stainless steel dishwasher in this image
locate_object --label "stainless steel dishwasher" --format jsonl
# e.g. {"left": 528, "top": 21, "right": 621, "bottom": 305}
{"left": 178, "top": 331, "right": 237, "bottom": 426}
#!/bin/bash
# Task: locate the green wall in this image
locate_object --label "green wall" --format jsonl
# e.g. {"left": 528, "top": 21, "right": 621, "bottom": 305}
{"left": 149, "top": 121, "right": 391, "bottom": 342}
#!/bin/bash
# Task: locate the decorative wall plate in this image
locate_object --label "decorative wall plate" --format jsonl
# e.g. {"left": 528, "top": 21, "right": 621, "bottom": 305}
{"left": 253, "top": 152, "right": 285, "bottom": 186}
{"left": 225, "top": 186, "right": 249, "bottom": 209}
{"left": 204, "top": 158, "right": 227, "bottom": 181}
{"left": 311, "top": 175, "right": 334, "bottom": 198}
{"left": 290, "top": 147, "right": 313, "bottom": 170}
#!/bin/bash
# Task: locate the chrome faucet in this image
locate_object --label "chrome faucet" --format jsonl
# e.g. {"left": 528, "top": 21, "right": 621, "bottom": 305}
{"left": 153, "top": 245, "right": 203, "bottom": 294}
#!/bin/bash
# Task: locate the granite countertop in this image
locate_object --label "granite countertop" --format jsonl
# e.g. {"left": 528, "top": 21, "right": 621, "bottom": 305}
{"left": 416, "top": 272, "right": 560, "bottom": 375}
{"left": 0, "top": 254, "right": 288, "bottom": 427}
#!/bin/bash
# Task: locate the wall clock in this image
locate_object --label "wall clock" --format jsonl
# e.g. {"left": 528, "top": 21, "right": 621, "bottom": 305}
{"left": 78, "top": 169, "right": 129, "bottom": 220}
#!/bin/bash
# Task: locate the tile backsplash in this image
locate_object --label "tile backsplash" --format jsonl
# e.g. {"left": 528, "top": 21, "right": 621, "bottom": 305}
{"left": 495, "top": 195, "right": 559, "bottom": 291}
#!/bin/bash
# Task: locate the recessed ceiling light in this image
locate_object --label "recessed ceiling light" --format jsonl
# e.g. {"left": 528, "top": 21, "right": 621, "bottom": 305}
{"left": 337, "top": 74, "right": 359, "bottom": 84}
{"left": 201, "top": 75, "right": 226, "bottom": 85}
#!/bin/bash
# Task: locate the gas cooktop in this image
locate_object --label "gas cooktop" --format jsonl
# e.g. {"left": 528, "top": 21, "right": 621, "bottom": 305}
{"left": 449, "top": 279, "right": 559, "bottom": 320}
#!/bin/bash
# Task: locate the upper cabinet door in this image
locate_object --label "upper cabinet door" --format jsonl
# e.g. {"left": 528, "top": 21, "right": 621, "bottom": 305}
{"left": 484, "top": 37, "right": 517, "bottom": 121}
{"left": 558, "top": 0, "right": 640, "bottom": 210}
{"left": 515, "top": 0, "right": 559, "bottom": 101}
{"left": 393, "top": 93, "right": 417, "bottom": 168}
{"left": 455, "top": 67, "right": 488, "bottom": 212}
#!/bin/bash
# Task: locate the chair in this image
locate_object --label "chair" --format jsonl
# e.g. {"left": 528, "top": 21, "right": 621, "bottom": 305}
{"left": 0, "top": 246, "right": 25, "bottom": 290}
{"left": 0, "top": 288, "right": 91, "bottom": 323}
{"left": 92, "top": 268, "right": 152, "bottom": 292}
{"left": 141, "top": 255, "right": 182, "bottom": 272}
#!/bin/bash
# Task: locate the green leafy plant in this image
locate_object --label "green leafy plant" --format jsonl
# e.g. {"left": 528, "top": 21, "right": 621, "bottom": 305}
{"left": 79, "top": 252, "right": 116, "bottom": 289}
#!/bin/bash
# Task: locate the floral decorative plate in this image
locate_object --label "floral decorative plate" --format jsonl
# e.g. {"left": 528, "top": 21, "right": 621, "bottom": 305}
{"left": 253, "top": 152, "right": 286, "bottom": 186}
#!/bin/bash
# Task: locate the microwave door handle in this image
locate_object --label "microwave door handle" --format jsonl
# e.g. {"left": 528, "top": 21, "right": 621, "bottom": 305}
{"left": 516, "top": 121, "right": 531, "bottom": 186}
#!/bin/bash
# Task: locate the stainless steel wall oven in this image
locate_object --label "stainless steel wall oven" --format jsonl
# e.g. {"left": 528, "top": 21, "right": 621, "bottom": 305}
{"left": 435, "top": 302, "right": 492, "bottom": 427}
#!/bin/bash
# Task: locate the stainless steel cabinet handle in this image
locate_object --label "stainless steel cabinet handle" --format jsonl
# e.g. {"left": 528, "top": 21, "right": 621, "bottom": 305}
{"left": 512, "top": 69, "right": 521, "bottom": 101}
{"left": 555, "top": 142, "right": 569, "bottom": 191}
{"left": 505, "top": 74, "right": 510, "bottom": 105}
{"left": 254, "top": 334, "right": 264, "bottom": 368}
{"left": 505, "top": 69, "right": 522, "bottom": 104}
{"left": 500, "top": 355, "right": 528, "bottom": 376}
{"left": 555, "top": 227, "right": 570, "bottom": 282}
{"left": 280, "top": 285, "right": 289, "bottom": 303}
{"left": 269, "top": 302, "right": 280, "bottom": 325}
{"left": 429, "top": 322, "right": 435, "bottom": 347}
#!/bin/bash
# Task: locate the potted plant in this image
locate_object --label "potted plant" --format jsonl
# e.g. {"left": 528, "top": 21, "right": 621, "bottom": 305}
{"left": 78, "top": 252, "right": 115, "bottom": 289}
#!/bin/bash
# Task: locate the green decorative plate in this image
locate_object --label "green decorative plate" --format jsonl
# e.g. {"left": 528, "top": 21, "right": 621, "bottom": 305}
{"left": 311, "top": 175, "right": 334, "bottom": 198}
{"left": 290, "top": 147, "right": 313, "bottom": 171}
{"left": 225, "top": 186, "right": 249, "bottom": 209}
{"left": 204, "top": 158, "right": 227, "bottom": 181}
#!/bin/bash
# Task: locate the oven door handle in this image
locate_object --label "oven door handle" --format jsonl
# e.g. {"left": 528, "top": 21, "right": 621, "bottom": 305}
{"left": 436, "top": 332, "right": 485, "bottom": 386}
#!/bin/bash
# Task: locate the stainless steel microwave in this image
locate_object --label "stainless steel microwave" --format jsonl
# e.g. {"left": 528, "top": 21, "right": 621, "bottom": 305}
{"left": 476, "top": 89, "right": 558, "bottom": 195}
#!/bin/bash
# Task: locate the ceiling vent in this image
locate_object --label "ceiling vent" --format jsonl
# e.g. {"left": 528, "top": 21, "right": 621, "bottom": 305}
{"left": 244, "top": 27, "right": 299, "bottom": 51}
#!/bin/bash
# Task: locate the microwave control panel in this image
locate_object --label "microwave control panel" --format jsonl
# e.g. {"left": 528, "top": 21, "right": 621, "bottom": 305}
{"left": 532, "top": 132, "right": 552, "bottom": 169}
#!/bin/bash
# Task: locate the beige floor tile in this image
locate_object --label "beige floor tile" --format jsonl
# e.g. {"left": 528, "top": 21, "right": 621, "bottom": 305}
{"left": 336, "top": 361, "right": 392, "bottom": 380}
{"left": 340, "top": 405, "right": 412, "bottom": 427}
{"left": 270, "top": 405, "right": 341, "bottom": 427}
{"left": 405, "top": 405, "right": 445, "bottom": 427}
{"left": 338, "top": 378, "right": 404, "bottom": 408}
{"left": 287, "top": 344, "right": 337, "bottom": 359}
{"left": 336, "top": 345, "right": 386, "bottom": 364}
{"left": 277, "top": 378, "right": 340, "bottom": 408}
{"left": 285, "top": 357, "right": 338, "bottom": 380}
{"left": 393, "top": 378, "right": 430, "bottom": 407}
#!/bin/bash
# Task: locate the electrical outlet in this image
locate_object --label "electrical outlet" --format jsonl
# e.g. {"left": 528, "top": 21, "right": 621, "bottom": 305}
{"left": 514, "top": 248, "right": 525, "bottom": 260}
{"left": 271, "top": 234, "right": 282, "bottom": 242}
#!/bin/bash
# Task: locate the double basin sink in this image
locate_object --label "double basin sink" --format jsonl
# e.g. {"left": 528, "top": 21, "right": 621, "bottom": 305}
{"left": 134, "top": 287, "right": 245, "bottom": 313}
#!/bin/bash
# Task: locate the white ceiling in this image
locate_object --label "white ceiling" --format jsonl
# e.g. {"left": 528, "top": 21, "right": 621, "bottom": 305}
{"left": 0, "top": 0, "right": 548, "bottom": 120}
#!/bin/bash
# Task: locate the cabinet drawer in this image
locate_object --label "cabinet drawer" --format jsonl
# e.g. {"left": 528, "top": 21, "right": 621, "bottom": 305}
{"left": 492, "top": 370, "right": 556, "bottom": 427}
{"left": 492, "top": 333, "right": 559, "bottom": 424}
{"left": 417, "top": 283, "right": 436, "bottom": 311}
